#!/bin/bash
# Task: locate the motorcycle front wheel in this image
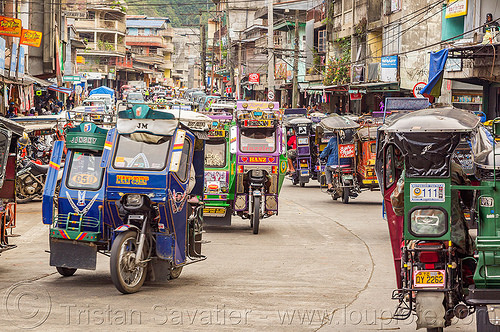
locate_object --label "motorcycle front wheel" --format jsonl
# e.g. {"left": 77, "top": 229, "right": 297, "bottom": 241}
{"left": 252, "top": 196, "right": 261, "bottom": 235}
{"left": 15, "top": 178, "right": 33, "bottom": 204}
{"left": 110, "top": 230, "right": 148, "bottom": 294}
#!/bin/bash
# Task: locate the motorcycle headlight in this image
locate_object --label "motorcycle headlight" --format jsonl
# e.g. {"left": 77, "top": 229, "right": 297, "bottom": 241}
{"left": 125, "top": 194, "right": 143, "bottom": 208}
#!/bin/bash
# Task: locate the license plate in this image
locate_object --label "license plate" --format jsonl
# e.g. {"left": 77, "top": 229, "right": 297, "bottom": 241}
{"left": 203, "top": 207, "right": 226, "bottom": 217}
{"left": 413, "top": 270, "right": 445, "bottom": 288}
{"left": 343, "top": 174, "right": 353, "bottom": 180}
{"left": 410, "top": 183, "right": 445, "bottom": 202}
{"left": 300, "top": 170, "right": 309, "bottom": 176}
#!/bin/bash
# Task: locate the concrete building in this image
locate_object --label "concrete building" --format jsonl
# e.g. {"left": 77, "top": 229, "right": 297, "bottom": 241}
{"left": 72, "top": 1, "right": 127, "bottom": 89}
{"left": 125, "top": 16, "right": 174, "bottom": 87}
{"left": 172, "top": 28, "right": 201, "bottom": 89}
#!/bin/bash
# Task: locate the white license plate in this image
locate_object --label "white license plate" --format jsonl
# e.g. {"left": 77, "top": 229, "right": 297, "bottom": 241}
{"left": 410, "top": 183, "right": 445, "bottom": 202}
{"left": 343, "top": 174, "right": 353, "bottom": 180}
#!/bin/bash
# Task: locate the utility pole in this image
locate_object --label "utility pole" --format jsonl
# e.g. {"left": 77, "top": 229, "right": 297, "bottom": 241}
{"left": 267, "top": 0, "right": 274, "bottom": 100}
{"left": 200, "top": 19, "right": 207, "bottom": 90}
{"left": 237, "top": 41, "right": 242, "bottom": 99}
{"left": 292, "top": 9, "right": 299, "bottom": 108}
{"left": 226, "top": 9, "right": 234, "bottom": 98}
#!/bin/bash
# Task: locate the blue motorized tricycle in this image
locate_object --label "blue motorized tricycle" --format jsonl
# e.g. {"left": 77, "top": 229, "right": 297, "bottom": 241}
{"left": 43, "top": 104, "right": 211, "bottom": 293}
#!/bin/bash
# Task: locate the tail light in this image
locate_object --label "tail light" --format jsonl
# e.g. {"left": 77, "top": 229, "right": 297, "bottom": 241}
{"left": 272, "top": 166, "right": 277, "bottom": 174}
{"left": 238, "top": 165, "right": 244, "bottom": 173}
{"left": 419, "top": 251, "right": 439, "bottom": 263}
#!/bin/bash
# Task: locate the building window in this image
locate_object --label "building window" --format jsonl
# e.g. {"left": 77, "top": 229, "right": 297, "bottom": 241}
{"left": 88, "top": 11, "right": 95, "bottom": 19}
{"left": 138, "top": 28, "right": 144, "bottom": 36}
{"left": 318, "top": 30, "right": 326, "bottom": 53}
{"left": 383, "top": 23, "right": 400, "bottom": 56}
{"left": 391, "top": 0, "right": 402, "bottom": 12}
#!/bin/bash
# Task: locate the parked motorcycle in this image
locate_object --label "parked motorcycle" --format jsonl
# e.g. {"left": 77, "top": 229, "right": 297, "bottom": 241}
{"left": 16, "top": 159, "right": 62, "bottom": 203}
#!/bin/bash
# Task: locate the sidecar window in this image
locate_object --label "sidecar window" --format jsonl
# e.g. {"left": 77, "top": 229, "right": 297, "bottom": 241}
{"left": 175, "top": 139, "right": 192, "bottom": 182}
{"left": 205, "top": 138, "right": 226, "bottom": 168}
{"left": 113, "top": 133, "right": 171, "bottom": 170}
{"left": 67, "top": 151, "right": 104, "bottom": 191}
{"left": 240, "top": 128, "right": 276, "bottom": 153}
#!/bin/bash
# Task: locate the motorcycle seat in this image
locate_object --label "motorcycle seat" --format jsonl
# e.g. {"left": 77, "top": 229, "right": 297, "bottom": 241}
{"left": 30, "top": 162, "right": 50, "bottom": 175}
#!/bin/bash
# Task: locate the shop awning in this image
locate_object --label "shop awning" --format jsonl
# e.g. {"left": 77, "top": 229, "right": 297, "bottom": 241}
{"left": 349, "top": 81, "right": 400, "bottom": 92}
{"left": 23, "top": 75, "right": 51, "bottom": 87}
{"left": 48, "top": 84, "right": 73, "bottom": 95}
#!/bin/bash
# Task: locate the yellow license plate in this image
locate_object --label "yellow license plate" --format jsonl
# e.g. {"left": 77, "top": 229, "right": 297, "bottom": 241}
{"left": 413, "top": 270, "right": 445, "bottom": 288}
{"left": 203, "top": 207, "right": 226, "bottom": 217}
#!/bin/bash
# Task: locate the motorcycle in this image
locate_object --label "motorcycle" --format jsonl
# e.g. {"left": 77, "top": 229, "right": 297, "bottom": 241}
{"left": 316, "top": 115, "right": 360, "bottom": 204}
{"left": 375, "top": 107, "right": 495, "bottom": 331}
{"left": 43, "top": 104, "right": 211, "bottom": 294}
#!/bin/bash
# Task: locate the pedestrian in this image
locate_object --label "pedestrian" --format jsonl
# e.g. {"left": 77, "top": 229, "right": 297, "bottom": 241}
{"left": 7, "top": 102, "right": 18, "bottom": 118}
{"left": 484, "top": 13, "right": 499, "bottom": 33}
{"left": 320, "top": 132, "right": 339, "bottom": 193}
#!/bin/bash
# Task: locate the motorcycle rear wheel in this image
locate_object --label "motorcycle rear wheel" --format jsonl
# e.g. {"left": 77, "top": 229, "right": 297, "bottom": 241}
{"left": 110, "top": 231, "right": 148, "bottom": 294}
{"left": 342, "top": 188, "right": 349, "bottom": 204}
{"left": 56, "top": 267, "right": 77, "bottom": 277}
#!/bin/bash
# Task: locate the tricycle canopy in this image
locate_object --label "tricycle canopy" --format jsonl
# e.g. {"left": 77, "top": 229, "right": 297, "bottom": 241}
{"left": 319, "top": 114, "right": 360, "bottom": 130}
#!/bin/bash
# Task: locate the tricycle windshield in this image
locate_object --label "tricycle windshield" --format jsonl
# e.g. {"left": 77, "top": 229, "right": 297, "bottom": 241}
{"left": 66, "top": 151, "right": 104, "bottom": 191}
{"left": 205, "top": 138, "right": 226, "bottom": 168}
{"left": 113, "top": 133, "right": 171, "bottom": 170}
{"left": 239, "top": 127, "right": 276, "bottom": 153}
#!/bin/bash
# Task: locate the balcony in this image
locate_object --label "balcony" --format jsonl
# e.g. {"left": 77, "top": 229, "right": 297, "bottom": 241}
{"left": 255, "top": 35, "right": 283, "bottom": 52}
{"left": 161, "top": 27, "right": 174, "bottom": 38}
{"left": 81, "top": 42, "right": 126, "bottom": 55}
{"left": 126, "top": 35, "right": 168, "bottom": 48}
{"left": 74, "top": 19, "right": 126, "bottom": 33}
{"left": 307, "top": 3, "right": 326, "bottom": 27}
{"left": 162, "top": 43, "right": 174, "bottom": 54}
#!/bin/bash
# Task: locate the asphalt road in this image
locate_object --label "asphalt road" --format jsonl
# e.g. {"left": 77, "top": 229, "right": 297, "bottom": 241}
{"left": 0, "top": 182, "right": 476, "bottom": 331}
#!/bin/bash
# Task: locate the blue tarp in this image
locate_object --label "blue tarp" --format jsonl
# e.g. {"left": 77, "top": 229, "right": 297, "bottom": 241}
{"left": 420, "top": 49, "right": 449, "bottom": 99}
{"left": 89, "top": 86, "right": 115, "bottom": 97}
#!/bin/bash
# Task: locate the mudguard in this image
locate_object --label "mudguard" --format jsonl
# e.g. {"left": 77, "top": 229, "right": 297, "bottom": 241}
{"left": 114, "top": 224, "right": 140, "bottom": 234}
{"left": 42, "top": 140, "right": 64, "bottom": 225}
{"left": 100, "top": 128, "right": 116, "bottom": 168}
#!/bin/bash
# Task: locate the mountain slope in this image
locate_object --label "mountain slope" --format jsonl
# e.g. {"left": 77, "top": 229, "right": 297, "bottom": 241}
{"left": 125, "top": 0, "right": 213, "bottom": 27}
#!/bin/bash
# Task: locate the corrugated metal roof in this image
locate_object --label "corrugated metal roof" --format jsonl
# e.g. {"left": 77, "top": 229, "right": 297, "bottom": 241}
{"left": 126, "top": 20, "right": 168, "bottom": 28}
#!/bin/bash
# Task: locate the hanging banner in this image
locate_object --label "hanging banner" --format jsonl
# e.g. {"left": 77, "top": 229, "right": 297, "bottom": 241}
{"left": 9, "top": 42, "right": 17, "bottom": 78}
{"left": 445, "top": 0, "right": 467, "bottom": 19}
{"left": 0, "top": 16, "right": 22, "bottom": 38}
{"left": 17, "top": 45, "right": 25, "bottom": 78}
{"left": 0, "top": 37, "right": 5, "bottom": 75}
{"left": 20, "top": 29, "right": 43, "bottom": 48}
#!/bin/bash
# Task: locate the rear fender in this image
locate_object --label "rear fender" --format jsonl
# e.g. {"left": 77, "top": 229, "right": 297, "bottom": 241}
{"left": 42, "top": 141, "right": 65, "bottom": 225}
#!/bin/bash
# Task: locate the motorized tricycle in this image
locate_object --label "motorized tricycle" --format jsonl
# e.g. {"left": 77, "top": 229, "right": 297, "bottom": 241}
{"left": 43, "top": 104, "right": 211, "bottom": 293}
{"left": 202, "top": 111, "right": 236, "bottom": 225}
{"left": 316, "top": 115, "right": 360, "bottom": 204}
{"left": 0, "top": 118, "right": 24, "bottom": 254}
{"left": 355, "top": 124, "right": 379, "bottom": 191}
{"left": 375, "top": 106, "right": 498, "bottom": 331}
{"left": 232, "top": 101, "right": 286, "bottom": 234}
{"left": 288, "top": 117, "right": 317, "bottom": 187}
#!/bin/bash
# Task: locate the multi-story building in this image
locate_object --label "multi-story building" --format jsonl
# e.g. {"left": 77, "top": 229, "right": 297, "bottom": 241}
{"left": 172, "top": 28, "right": 201, "bottom": 89}
{"left": 72, "top": 1, "right": 127, "bottom": 89}
{"left": 125, "top": 16, "right": 174, "bottom": 87}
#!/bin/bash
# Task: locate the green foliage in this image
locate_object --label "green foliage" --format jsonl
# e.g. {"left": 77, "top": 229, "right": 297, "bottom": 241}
{"left": 125, "top": 0, "right": 213, "bottom": 27}
{"left": 323, "top": 37, "right": 351, "bottom": 85}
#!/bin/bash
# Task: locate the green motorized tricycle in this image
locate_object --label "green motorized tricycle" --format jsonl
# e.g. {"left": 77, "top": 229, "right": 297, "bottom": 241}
{"left": 376, "top": 106, "right": 500, "bottom": 331}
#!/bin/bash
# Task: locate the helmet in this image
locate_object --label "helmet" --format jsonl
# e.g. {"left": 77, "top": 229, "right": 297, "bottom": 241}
{"left": 17, "top": 132, "right": 30, "bottom": 150}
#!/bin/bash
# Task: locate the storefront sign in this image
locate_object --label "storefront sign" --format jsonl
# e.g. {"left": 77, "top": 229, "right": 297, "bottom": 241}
{"left": 445, "top": 0, "right": 467, "bottom": 19}
{"left": 249, "top": 73, "right": 260, "bottom": 84}
{"left": 17, "top": 45, "right": 25, "bottom": 78}
{"left": 381, "top": 56, "right": 398, "bottom": 82}
{"left": 350, "top": 93, "right": 362, "bottom": 100}
{"left": 20, "top": 29, "right": 43, "bottom": 48}
{"left": 412, "top": 82, "right": 427, "bottom": 98}
{"left": 9, "top": 42, "right": 17, "bottom": 78}
{"left": 0, "top": 37, "right": 5, "bottom": 75}
{"left": 82, "top": 72, "right": 103, "bottom": 80}
{"left": 0, "top": 16, "right": 22, "bottom": 38}
{"left": 63, "top": 75, "right": 81, "bottom": 82}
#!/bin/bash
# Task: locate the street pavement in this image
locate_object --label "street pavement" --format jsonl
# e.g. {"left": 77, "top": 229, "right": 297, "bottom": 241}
{"left": 0, "top": 182, "right": 476, "bottom": 331}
